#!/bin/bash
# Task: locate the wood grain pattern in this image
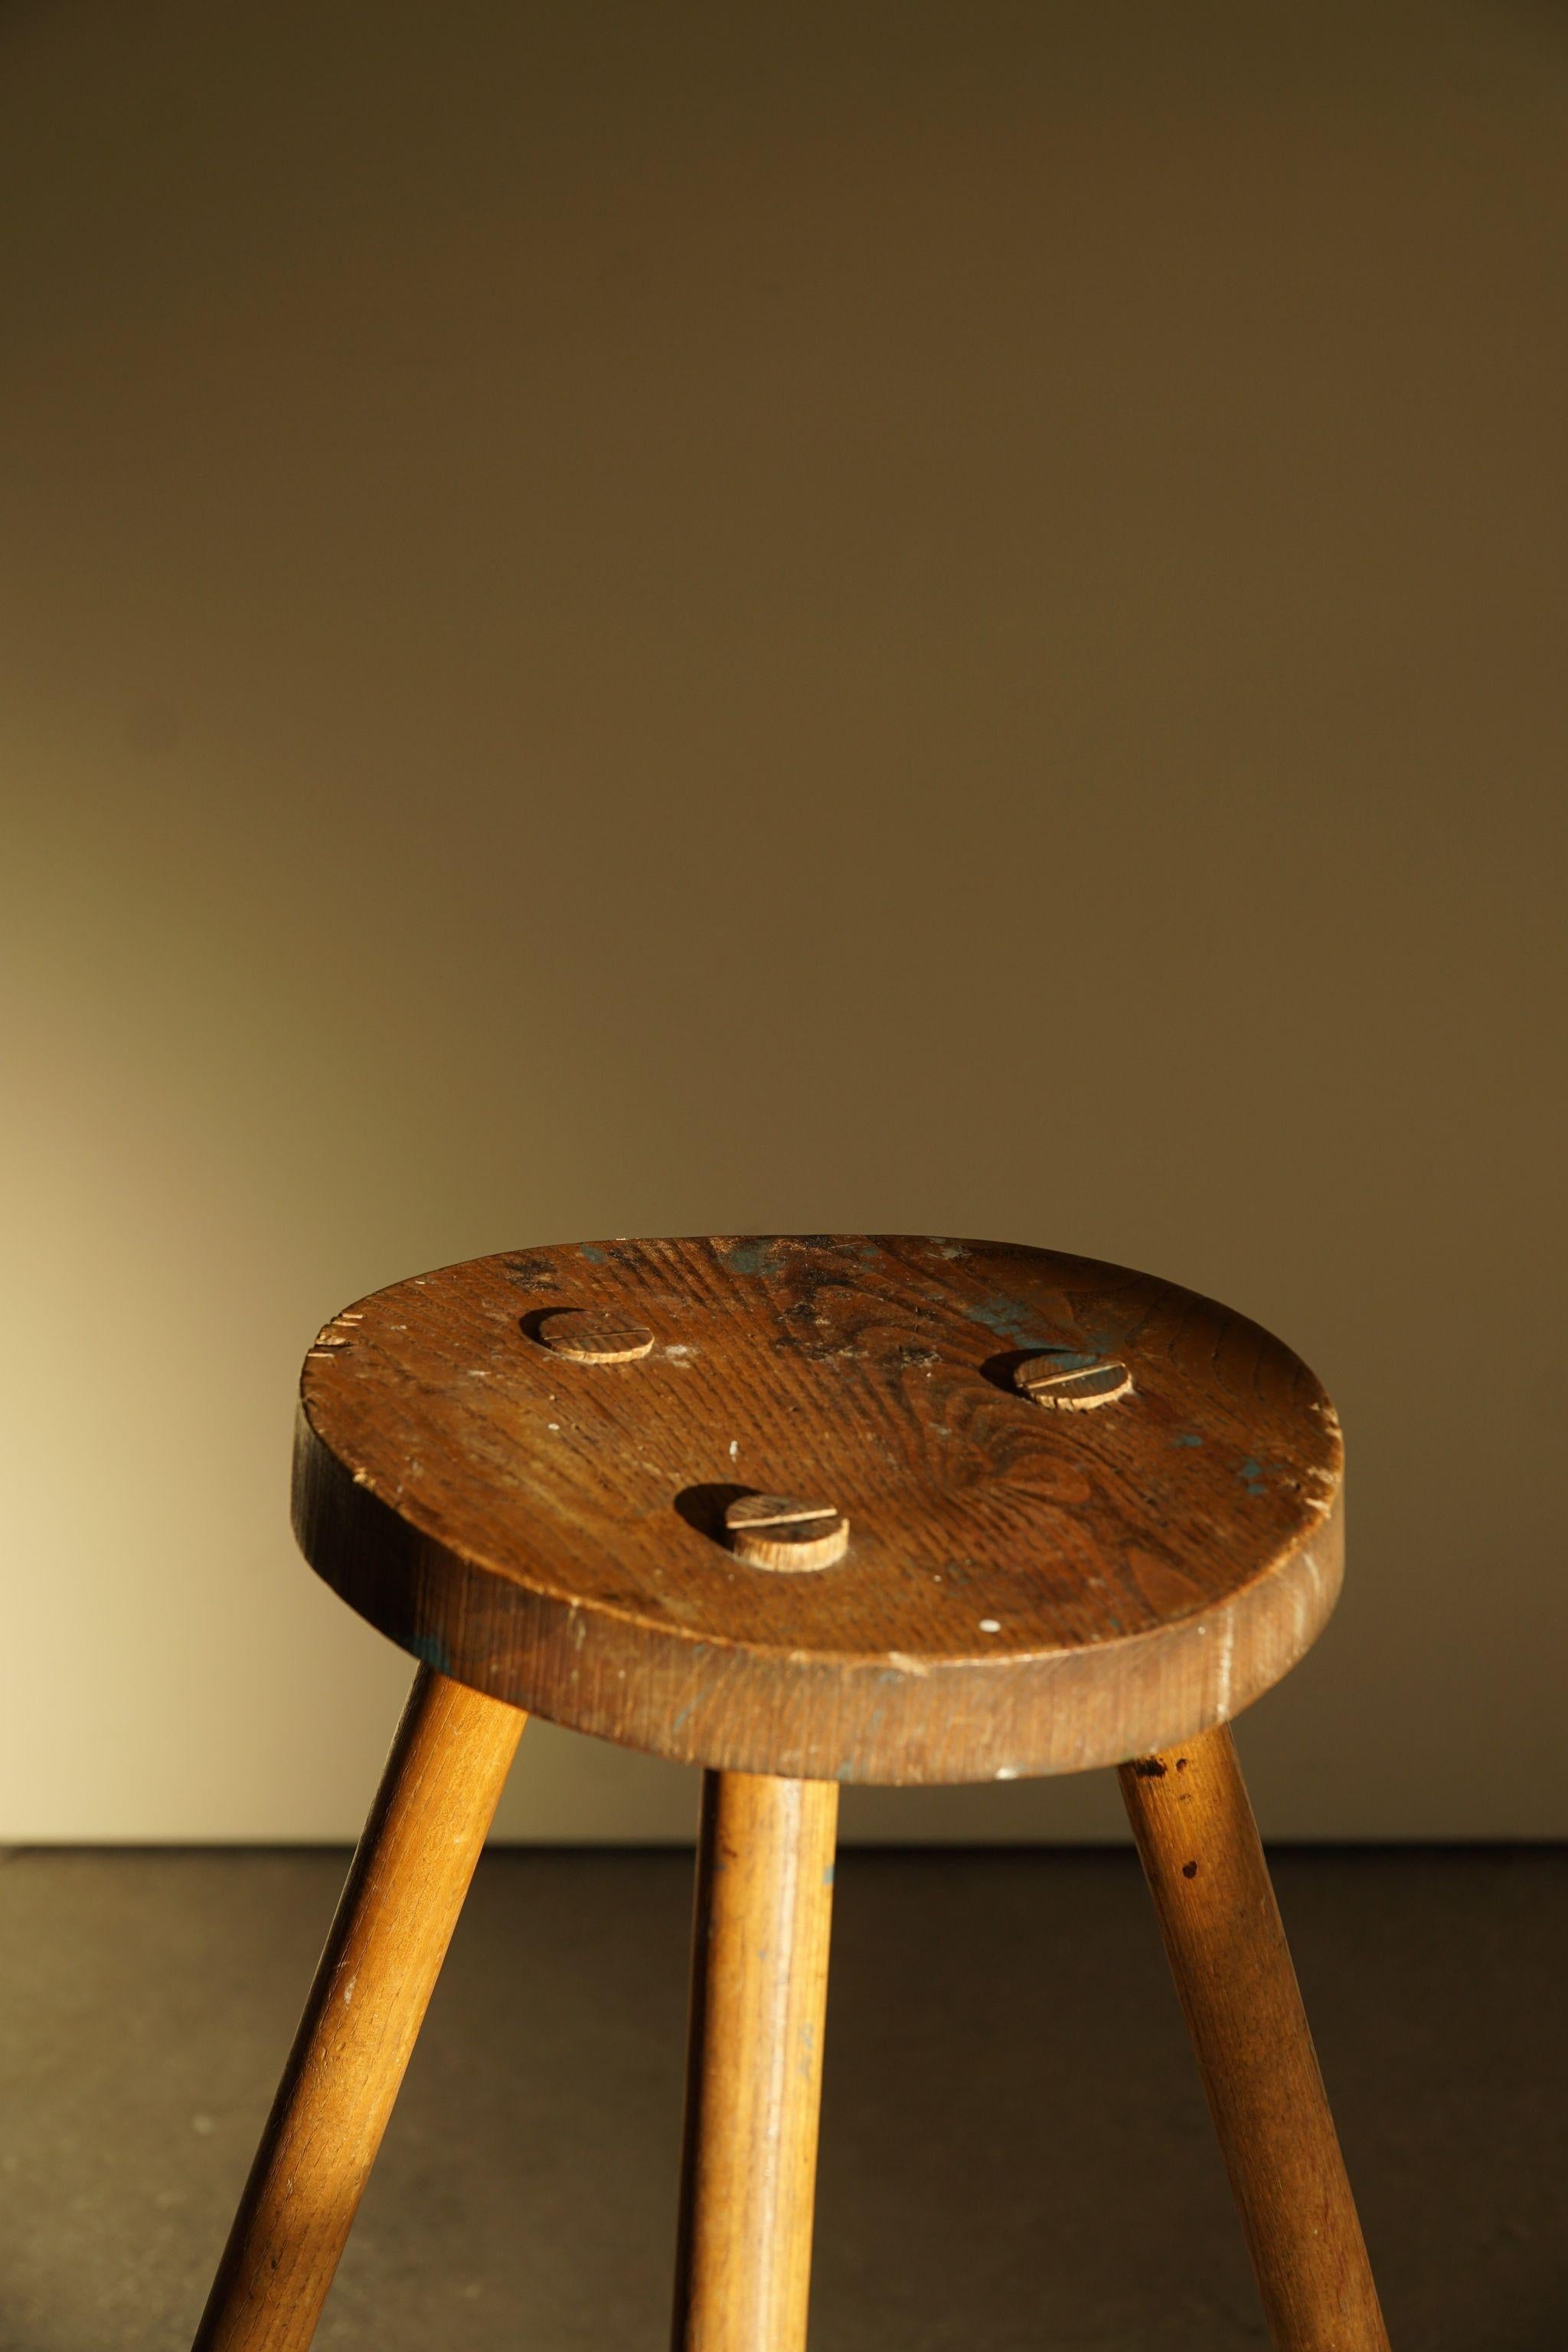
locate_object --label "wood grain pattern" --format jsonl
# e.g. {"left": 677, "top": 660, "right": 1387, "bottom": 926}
{"left": 671, "top": 1772, "right": 838, "bottom": 2352}
{"left": 1119, "top": 1726, "right": 1390, "bottom": 2351}
{"left": 292, "top": 1235, "right": 1344, "bottom": 1782}
{"left": 191, "top": 1668, "right": 524, "bottom": 2352}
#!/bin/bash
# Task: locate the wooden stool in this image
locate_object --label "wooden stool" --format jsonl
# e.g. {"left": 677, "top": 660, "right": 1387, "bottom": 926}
{"left": 192, "top": 1234, "right": 1387, "bottom": 2352}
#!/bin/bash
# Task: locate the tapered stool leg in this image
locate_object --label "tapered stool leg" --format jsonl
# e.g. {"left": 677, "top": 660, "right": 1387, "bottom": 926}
{"left": 192, "top": 1666, "right": 525, "bottom": 2352}
{"left": 1119, "top": 1723, "right": 1389, "bottom": 2351}
{"left": 671, "top": 1771, "right": 839, "bottom": 2352}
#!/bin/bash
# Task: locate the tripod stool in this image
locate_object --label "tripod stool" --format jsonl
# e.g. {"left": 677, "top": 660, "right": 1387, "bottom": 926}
{"left": 192, "top": 1233, "right": 1388, "bottom": 2351}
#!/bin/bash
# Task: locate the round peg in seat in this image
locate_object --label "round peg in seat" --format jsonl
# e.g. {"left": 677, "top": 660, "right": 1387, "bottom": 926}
{"left": 1014, "top": 1353, "right": 1132, "bottom": 1410}
{"left": 534, "top": 1305, "right": 655, "bottom": 1362}
{"left": 724, "top": 1493, "right": 849, "bottom": 1571}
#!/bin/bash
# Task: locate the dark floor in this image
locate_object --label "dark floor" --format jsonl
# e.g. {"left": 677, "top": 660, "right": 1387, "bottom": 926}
{"left": 0, "top": 1847, "right": 1563, "bottom": 2350}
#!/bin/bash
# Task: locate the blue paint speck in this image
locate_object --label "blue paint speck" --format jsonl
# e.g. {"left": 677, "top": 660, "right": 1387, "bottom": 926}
{"left": 968, "top": 1295, "right": 1093, "bottom": 1357}
{"left": 578, "top": 1243, "right": 608, "bottom": 1264}
{"left": 721, "top": 1240, "right": 773, "bottom": 1277}
{"left": 408, "top": 1631, "right": 452, "bottom": 1677}
{"left": 1173, "top": 1432, "right": 1204, "bottom": 1449}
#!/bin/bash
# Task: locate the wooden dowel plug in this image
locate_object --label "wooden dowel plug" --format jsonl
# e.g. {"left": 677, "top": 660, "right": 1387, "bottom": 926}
{"left": 671, "top": 1770, "right": 839, "bottom": 2352}
{"left": 191, "top": 1666, "right": 525, "bottom": 2352}
{"left": 1119, "top": 1723, "right": 1389, "bottom": 2352}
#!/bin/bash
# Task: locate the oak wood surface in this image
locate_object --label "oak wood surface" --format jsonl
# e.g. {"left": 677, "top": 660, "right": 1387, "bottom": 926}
{"left": 191, "top": 1668, "right": 524, "bottom": 2352}
{"left": 671, "top": 1772, "right": 838, "bottom": 2352}
{"left": 293, "top": 1235, "right": 1344, "bottom": 1782}
{"left": 1119, "top": 1725, "right": 1390, "bottom": 2351}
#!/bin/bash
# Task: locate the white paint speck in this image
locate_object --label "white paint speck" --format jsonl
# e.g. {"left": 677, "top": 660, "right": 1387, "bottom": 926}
{"left": 342, "top": 1974, "right": 358, "bottom": 2006}
{"left": 978, "top": 1619, "right": 1001, "bottom": 1635}
{"left": 995, "top": 1766, "right": 1020, "bottom": 1780}
{"left": 547, "top": 1423, "right": 560, "bottom": 1432}
{"left": 729, "top": 1439, "right": 740, "bottom": 1460}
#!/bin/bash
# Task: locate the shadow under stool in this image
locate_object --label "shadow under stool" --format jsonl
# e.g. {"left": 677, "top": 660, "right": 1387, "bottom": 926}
{"left": 191, "top": 1233, "right": 1388, "bottom": 2352}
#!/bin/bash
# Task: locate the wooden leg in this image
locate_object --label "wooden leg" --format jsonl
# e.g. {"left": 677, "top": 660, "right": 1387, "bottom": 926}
{"left": 192, "top": 1666, "right": 525, "bottom": 2352}
{"left": 1119, "top": 1723, "right": 1389, "bottom": 2352}
{"left": 671, "top": 1771, "right": 839, "bottom": 2352}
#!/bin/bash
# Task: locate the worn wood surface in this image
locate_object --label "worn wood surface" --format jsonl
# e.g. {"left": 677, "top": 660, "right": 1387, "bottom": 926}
{"left": 671, "top": 1772, "right": 838, "bottom": 2352}
{"left": 191, "top": 1668, "right": 524, "bottom": 2352}
{"left": 1119, "top": 1725, "right": 1390, "bottom": 2351}
{"left": 294, "top": 1235, "right": 1344, "bottom": 1782}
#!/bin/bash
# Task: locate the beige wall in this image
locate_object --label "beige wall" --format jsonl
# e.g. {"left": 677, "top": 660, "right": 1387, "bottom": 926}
{"left": 2, "top": 0, "right": 1563, "bottom": 1843}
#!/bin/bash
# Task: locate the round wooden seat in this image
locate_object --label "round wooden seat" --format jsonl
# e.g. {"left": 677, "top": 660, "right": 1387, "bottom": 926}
{"left": 295, "top": 1233, "right": 1343, "bottom": 1784}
